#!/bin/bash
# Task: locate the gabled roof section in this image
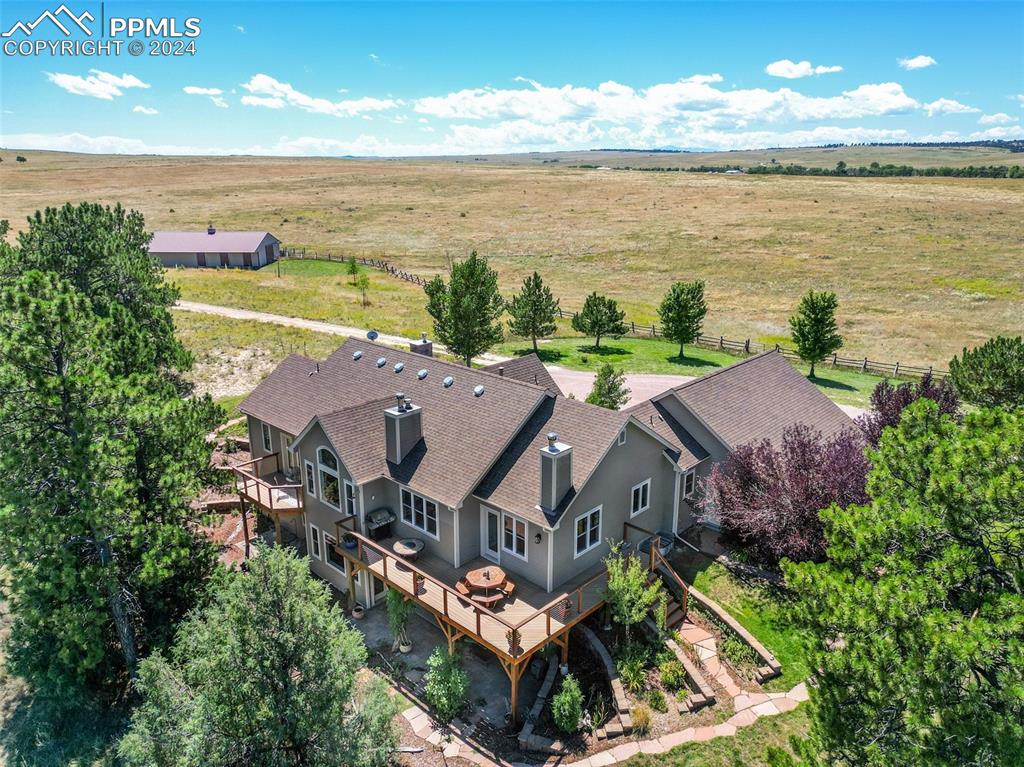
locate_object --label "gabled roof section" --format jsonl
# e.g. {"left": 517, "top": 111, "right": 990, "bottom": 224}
{"left": 483, "top": 354, "right": 563, "bottom": 395}
{"left": 239, "top": 338, "right": 550, "bottom": 508}
{"left": 622, "top": 398, "right": 709, "bottom": 470}
{"left": 474, "top": 396, "right": 629, "bottom": 527}
{"left": 655, "top": 350, "right": 853, "bottom": 449}
{"left": 149, "top": 230, "right": 278, "bottom": 253}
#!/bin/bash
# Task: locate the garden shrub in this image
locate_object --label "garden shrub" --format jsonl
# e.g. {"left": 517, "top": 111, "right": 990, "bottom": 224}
{"left": 615, "top": 643, "right": 649, "bottom": 694}
{"left": 551, "top": 674, "right": 584, "bottom": 735}
{"left": 631, "top": 703, "right": 652, "bottom": 735}
{"left": 424, "top": 647, "right": 470, "bottom": 724}
{"left": 647, "top": 689, "right": 668, "bottom": 713}
{"left": 659, "top": 659, "right": 687, "bottom": 691}
{"left": 720, "top": 633, "right": 758, "bottom": 669}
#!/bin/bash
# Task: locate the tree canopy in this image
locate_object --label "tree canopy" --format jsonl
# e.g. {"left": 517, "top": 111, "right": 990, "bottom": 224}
{"left": 571, "top": 292, "right": 627, "bottom": 348}
{"left": 424, "top": 251, "right": 504, "bottom": 366}
{"left": 658, "top": 280, "right": 708, "bottom": 358}
{"left": 859, "top": 373, "right": 961, "bottom": 446}
{"left": 948, "top": 335, "right": 1024, "bottom": 409}
{"left": 783, "top": 401, "right": 1024, "bottom": 765}
{"left": 789, "top": 290, "right": 843, "bottom": 378}
{"left": 507, "top": 271, "right": 559, "bottom": 353}
{"left": 586, "top": 363, "right": 630, "bottom": 410}
{"left": 120, "top": 545, "right": 397, "bottom": 767}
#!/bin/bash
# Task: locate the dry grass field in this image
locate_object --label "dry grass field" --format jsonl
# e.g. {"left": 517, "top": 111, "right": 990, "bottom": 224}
{"left": 2, "top": 149, "right": 1022, "bottom": 367}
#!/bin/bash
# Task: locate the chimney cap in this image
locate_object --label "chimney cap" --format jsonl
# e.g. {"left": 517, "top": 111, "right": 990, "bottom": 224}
{"left": 547, "top": 431, "right": 558, "bottom": 446}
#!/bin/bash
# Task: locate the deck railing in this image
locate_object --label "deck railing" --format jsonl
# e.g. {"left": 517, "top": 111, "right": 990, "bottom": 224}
{"left": 623, "top": 521, "right": 690, "bottom": 617}
{"left": 233, "top": 453, "right": 303, "bottom": 513}
{"left": 333, "top": 524, "right": 606, "bottom": 658}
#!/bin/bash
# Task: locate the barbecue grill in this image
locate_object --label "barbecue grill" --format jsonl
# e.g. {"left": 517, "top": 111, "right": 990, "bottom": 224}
{"left": 365, "top": 507, "right": 396, "bottom": 541}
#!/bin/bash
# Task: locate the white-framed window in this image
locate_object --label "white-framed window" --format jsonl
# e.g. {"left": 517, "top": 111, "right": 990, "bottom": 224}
{"left": 261, "top": 422, "right": 272, "bottom": 452}
{"left": 343, "top": 480, "right": 356, "bottom": 517}
{"left": 684, "top": 469, "right": 696, "bottom": 497}
{"left": 575, "top": 506, "right": 602, "bottom": 558}
{"left": 617, "top": 429, "right": 627, "bottom": 446}
{"left": 323, "top": 532, "right": 347, "bottom": 575}
{"left": 502, "top": 514, "right": 527, "bottom": 561}
{"left": 630, "top": 479, "right": 651, "bottom": 517}
{"left": 317, "top": 447, "right": 340, "bottom": 509}
{"left": 304, "top": 460, "right": 316, "bottom": 496}
{"left": 400, "top": 488, "right": 438, "bottom": 539}
{"left": 308, "top": 524, "right": 322, "bottom": 560}
{"left": 282, "top": 435, "right": 296, "bottom": 471}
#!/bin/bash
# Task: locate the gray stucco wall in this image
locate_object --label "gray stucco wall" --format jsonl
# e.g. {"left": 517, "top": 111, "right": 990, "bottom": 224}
{"left": 461, "top": 496, "right": 551, "bottom": 589}
{"left": 550, "top": 421, "right": 678, "bottom": 590}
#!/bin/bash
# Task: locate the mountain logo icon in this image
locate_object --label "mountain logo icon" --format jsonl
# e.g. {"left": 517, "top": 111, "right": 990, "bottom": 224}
{"left": 2, "top": 4, "right": 94, "bottom": 38}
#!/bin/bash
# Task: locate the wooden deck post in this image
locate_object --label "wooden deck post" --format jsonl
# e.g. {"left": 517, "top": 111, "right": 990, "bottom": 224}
{"left": 239, "top": 496, "right": 251, "bottom": 561}
{"left": 274, "top": 516, "right": 283, "bottom": 546}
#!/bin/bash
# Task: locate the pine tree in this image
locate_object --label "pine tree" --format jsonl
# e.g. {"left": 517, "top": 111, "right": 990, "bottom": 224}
{"left": 658, "top": 280, "right": 708, "bottom": 359}
{"left": 507, "top": 271, "right": 559, "bottom": 353}
{"left": 586, "top": 363, "right": 630, "bottom": 409}
{"left": 948, "top": 335, "right": 1024, "bottom": 408}
{"left": 571, "top": 292, "right": 627, "bottom": 349}
{"left": 789, "top": 290, "right": 843, "bottom": 378}
{"left": 119, "top": 545, "right": 398, "bottom": 767}
{"left": 424, "top": 251, "right": 505, "bottom": 366}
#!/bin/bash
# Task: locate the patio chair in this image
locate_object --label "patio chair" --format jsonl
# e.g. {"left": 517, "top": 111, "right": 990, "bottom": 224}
{"left": 501, "top": 581, "right": 516, "bottom": 602}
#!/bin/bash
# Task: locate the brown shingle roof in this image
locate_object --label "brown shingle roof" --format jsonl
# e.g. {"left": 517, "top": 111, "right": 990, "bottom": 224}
{"left": 621, "top": 398, "right": 709, "bottom": 470}
{"left": 658, "top": 350, "right": 853, "bottom": 449}
{"left": 239, "top": 339, "right": 549, "bottom": 508}
{"left": 475, "top": 396, "right": 629, "bottom": 527}
{"left": 483, "top": 354, "right": 563, "bottom": 395}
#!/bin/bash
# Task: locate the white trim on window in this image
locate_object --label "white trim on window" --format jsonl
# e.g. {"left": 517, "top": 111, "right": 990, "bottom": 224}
{"left": 399, "top": 487, "right": 439, "bottom": 540}
{"left": 304, "top": 460, "right": 316, "bottom": 497}
{"left": 617, "top": 429, "right": 627, "bottom": 446}
{"left": 322, "top": 532, "right": 347, "bottom": 575}
{"left": 501, "top": 513, "right": 528, "bottom": 562}
{"left": 308, "top": 524, "right": 322, "bottom": 560}
{"left": 317, "top": 447, "right": 341, "bottom": 510}
{"left": 282, "top": 434, "right": 296, "bottom": 471}
{"left": 630, "top": 478, "right": 651, "bottom": 517}
{"left": 343, "top": 480, "right": 357, "bottom": 517}
{"left": 683, "top": 469, "right": 696, "bottom": 498}
{"left": 574, "top": 506, "right": 602, "bottom": 559}
{"left": 261, "top": 422, "right": 272, "bottom": 452}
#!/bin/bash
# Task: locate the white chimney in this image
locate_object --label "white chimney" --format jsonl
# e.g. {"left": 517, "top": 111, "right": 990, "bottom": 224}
{"left": 385, "top": 392, "right": 422, "bottom": 464}
{"left": 539, "top": 431, "right": 572, "bottom": 511}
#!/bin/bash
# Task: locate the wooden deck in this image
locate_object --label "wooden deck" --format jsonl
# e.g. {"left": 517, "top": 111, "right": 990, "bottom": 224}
{"left": 336, "top": 530, "right": 607, "bottom": 662}
{"left": 233, "top": 454, "right": 303, "bottom": 515}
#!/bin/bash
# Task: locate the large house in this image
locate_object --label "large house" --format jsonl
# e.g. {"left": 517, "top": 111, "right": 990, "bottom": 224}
{"left": 149, "top": 226, "right": 280, "bottom": 268}
{"left": 234, "top": 338, "right": 850, "bottom": 717}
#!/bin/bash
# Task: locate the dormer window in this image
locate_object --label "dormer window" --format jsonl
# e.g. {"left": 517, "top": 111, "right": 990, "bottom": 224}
{"left": 317, "top": 447, "right": 340, "bottom": 509}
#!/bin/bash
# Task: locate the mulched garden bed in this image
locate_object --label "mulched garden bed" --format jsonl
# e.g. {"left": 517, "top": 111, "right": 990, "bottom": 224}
{"left": 532, "top": 631, "right": 614, "bottom": 748}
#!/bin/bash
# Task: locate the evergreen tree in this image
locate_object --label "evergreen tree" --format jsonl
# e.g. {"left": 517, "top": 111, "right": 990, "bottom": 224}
{"left": 507, "top": 271, "right": 559, "bottom": 353}
{"left": 119, "top": 545, "right": 398, "bottom": 767}
{"left": 571, "top": 292, "right": 627, "bottom": 349}
{"left": 783, "top": 401, "right": 1024, "bottom": 765}
{"left": 948, "top": 335, "right": 1024, "bottom": 409}
{"left": 424, "top": 251, "right": 504, "bottom": 366}
{"left": 586, "top": 363, "right": 630, "bottom": 409}
{"left": 658, "top": 280, "right": 708, "bottom": 359}
{"left": 789, "top": 290, "right": 843, "bottom": 378}
{"left": 0, "top": 272, "right": 216, "bottom": 698}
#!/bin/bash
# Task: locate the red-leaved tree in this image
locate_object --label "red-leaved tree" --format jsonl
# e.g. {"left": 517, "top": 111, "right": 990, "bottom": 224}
{"left": 699, "top": 424, "right": 869, "bottom": 566}
{"left": 858, "top": 373, "right": 961, "bottom": 446}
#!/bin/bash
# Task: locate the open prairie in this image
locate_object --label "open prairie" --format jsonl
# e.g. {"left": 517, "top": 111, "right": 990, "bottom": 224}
{"left": 2, "top": 149, "right": 1022, "bottom": 367}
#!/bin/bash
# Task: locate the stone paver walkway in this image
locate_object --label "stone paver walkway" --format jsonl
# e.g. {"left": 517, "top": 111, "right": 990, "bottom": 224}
{"left": 676, "top": 618, "right": 744, "bottom": 698}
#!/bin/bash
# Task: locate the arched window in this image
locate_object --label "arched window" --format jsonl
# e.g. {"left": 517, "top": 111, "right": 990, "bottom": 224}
{"left": 318, "top": 447, "right": 340, "bottom": 508}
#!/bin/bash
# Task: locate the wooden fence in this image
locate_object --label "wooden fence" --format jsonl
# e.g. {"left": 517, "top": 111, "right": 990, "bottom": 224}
{"left": 280, "top": 247, "right": 947, "bottom": 380}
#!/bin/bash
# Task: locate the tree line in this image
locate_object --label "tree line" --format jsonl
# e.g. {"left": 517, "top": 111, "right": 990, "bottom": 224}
{"left": 576, "top": 162, "right": 1024, "bottom": 177}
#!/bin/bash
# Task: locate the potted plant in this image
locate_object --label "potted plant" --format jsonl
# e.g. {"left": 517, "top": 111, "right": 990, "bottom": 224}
{"left": 351, "top": 602, "right": 366, "bottom": 620}
{"left": 554, "top": 596, "right": 573, "bottom": 622}
{"left": 412, "top": 572, "right": 425, "bottom": 596}
{"left": 506, "top": 627, "right": 521, "bottom": 655}
{"left": 387, "top": 588, "right": 414, "bottom": 653}
{"left": 342, "top": 532, "right": 357, "bottom": 550}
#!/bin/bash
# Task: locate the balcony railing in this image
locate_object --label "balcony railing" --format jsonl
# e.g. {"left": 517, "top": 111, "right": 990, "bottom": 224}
{"left": 623, "top": 520, "right": 690, "bottom": 616}
{"left": 233, "top": 453, "right": 303, "bottom": 514}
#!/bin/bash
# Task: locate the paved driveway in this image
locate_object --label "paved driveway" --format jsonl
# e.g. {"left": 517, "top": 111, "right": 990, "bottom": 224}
{"left": 547, "top": 366, "right": 695, "bottom": 407}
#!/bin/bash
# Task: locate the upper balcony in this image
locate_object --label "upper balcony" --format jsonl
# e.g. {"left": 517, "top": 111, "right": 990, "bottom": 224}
{"left": 233, "top": 453, "right": 304, "bottom": 516}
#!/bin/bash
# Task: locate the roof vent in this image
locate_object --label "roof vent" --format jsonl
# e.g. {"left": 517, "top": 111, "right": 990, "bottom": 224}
{"left": 395, "top": 392, "right": 406, "bottom": 410}
{"left": 417, "top": 369, "right": 428, "bottom": 380}
{"left": 443, "top": 375, "right": 454, "bottom": 388}
{"left": 547, "top": 431, "right": 558, "bottom": 448}
{"left": 353, "top": 350, "right": 363, "bottom": 360}
{"left": 207, "top": 223, "right": 216, "bottom": 235}
{"left": 367, "top": 330, "right": 379, "bottom": 341}
{"left": 474, "top": 384, "right": 485, "bottom": 397}
{"left": 394, "top": 362, "right": 405, "bottom": 373}
{"left": 376, "top": 356, "right": 387, "bottom": 368}
{"left": 497, "top": 366, "right": 505, "bottom": 376}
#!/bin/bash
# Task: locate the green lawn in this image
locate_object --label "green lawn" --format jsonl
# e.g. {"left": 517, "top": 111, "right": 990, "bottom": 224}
{"left": 495, "top": 335, "right": 903, "bottom": 409}
{"left": 627, "top": 706, "right": 810, "bottom": 767}
{"left": 673, "top": 553, "right": 812, "bottom": 693}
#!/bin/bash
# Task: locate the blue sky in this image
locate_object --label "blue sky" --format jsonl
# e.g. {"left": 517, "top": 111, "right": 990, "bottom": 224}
{"left": 1, "top": 1, "right": 1022, "bottom": 156}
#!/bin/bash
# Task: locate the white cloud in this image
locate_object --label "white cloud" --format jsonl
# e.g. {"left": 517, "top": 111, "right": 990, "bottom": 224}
{"left": 132, "top": 105, "right": 158, "bottom": 115}
{"left": 922, "top": 98, "right": 979, "bottom": 116}
{"left": 978, "top": 112, "right": 1014, "bottom": 125}
{"left": 183, "top": 85, "right": 222, "bottom": 96}
{"left": 234, "top": 24, "right": 245, "bottom": 33}
{"left": 899, "top": 55, "right": 936, "bottom": 70}
{"left": 240, "top": 73, "right": 401, "bottom": 117}
{"left": 1015, "top": 94, "right": 1024, "bottom": 106}
{"left": 369, "top": 53, "right": 381, "bottom": 64}
{"left": 968, "top": 124, "right": 1023, "bottom": 140}
{"left": 210, "top": 96, "right": 229, "bottom": 108}
{"left": 241, "top": 95, "right": 285, "bottom": 109}
{"left": 765, "top": 59, "right": 843, "bottom": 79}
{"left": 46, "top": 69, "right": 149, "bottom": 100}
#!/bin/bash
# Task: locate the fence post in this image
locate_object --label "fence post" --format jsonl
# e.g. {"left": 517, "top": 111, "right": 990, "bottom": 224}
{"left": 744, "top": 339, "right": 750, "bottom": 354}
{"left": 776, "top": 344, "right": 781, "bottom": 352}
{"left": 632, "top": 321, "right": 635, "bottom": 334}
{"left": 861, "top": 357, "right": 868, "bottom": 373}
{"left": 894, "top": 361, "right": 900, "bottom": 377}
{"left": 832, "top": 353, "right": 837, "bottom": 368}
